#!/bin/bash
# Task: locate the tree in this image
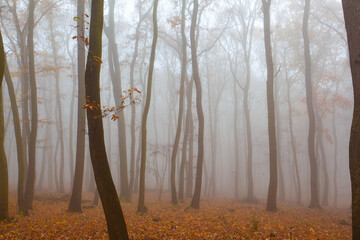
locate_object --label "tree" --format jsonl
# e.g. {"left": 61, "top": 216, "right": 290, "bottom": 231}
{"left": 104, "top": 0, "right": 130, "bottom": 201}
{"left": 138, "top": 0, "right": 159, "bottom": 213}
{"left": 24, "top": 0, "right": 38, "bottom": 210}
{"left": 49, "top": 13, "right": 65, "bottom": 193}
{"left": 341, "top": 0, "right": 360, "bottom": 238}
{"left": 303, "top": 0, "right": 320, "bottom": 209}
{"left": 262, "top": 0, "right": 277, "bottom": 212}
{"left": 4, "top": 58, "right": 27, "bottom": 215}
{"left": 170, "top": 0, "right": 187, "bottom": 205}
{"left": 0, "top": 28, "right": 9, "bottom": 221}
{"left": 84, "top": 1, "right": 128, "bottom": 238}
{"left": 68, "top": 0, "right": 86, "bottom": 213}
{"left": 190, "top": 0, "right": 205, "bottom": 209}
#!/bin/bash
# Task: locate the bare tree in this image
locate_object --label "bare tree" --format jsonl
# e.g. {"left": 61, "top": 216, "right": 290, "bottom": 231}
{"left": 262, "top": 0, "right": 278, "bottom": 212}
{"left": 138, "top": 0, "right": 159, "bottom": 213}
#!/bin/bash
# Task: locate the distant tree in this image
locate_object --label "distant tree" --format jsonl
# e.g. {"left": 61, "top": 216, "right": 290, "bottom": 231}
{"left": 190, "top": 0, "right": 205, "bottom": 209}
{"left": 170, "top": 0, "right": 187, "bottom": 205}
{"left": 303, "top": 0, "right": 320, "bottom": 209}
{"left": 262, "top": 0, "right": 278, "bottom": 212}
{"left": 0, "top": 28, "right": 9, "bottom": 221}
{"left": 68, "top": 0, "right": 86, "bottom": 213}
{"left": 104, "top": 0, "right": 130, "bottom": 202}
{"left": 138, "top": 0, "right": 159, "bottom": 213}
{"left": 49, "top": 12, "right": 65, "bottom": 193}
{"left": 24, "top": 0, "right": 38, "bottom": 210}
{"left": 84, "top": 1, "right": 128, "bottom": 238}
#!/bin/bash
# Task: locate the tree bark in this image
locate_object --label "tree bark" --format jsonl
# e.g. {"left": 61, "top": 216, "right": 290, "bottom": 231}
{"left": 342, "top": 0, "right": 360, "bottom": 237}
{"left": 138, "top": 0, "right": 159, "bottom": 213}
{"left": 262, "top": 0, "right": 278, "bottom": 212}
{"left": 303, "top": 0, "right": 320, "bottom": 209}
{"left": 84, "top": 1, "right": 128, "bottom": 238}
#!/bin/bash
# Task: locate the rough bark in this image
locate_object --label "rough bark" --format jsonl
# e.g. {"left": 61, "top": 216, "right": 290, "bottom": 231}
{"left": 262, "top": 0, "right": 278, "bottom": 212}
{"left": 303, "top": 0, "right": 320, "bottom": 209}
{"left": 84, "top": 1, "right": 128, "bottom": 238}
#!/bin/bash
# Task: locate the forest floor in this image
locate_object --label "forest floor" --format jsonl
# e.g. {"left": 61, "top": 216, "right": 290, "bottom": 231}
{"left": 0, "top": 192, "right": 352, "bottom": 239}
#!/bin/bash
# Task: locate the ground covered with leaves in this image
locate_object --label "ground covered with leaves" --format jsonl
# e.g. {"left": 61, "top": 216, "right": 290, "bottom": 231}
{"left": 0, "top": 193, "right": 352, "bottom": 239}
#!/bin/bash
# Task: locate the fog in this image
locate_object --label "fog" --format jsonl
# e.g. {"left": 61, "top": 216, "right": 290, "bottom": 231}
{"left": 0, "top": 0, "right": 353, "bottom": 233}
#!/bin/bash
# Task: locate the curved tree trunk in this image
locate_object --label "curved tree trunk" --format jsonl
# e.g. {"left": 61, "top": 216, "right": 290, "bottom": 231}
{"left": 190, "top": 0, "right": 205, "bottom": 209}
{"left": 84, "top": 1, "right": 128, "bottom": 238}
{"left": 137, "top": 0, "right": 159, "bottom": 214}
{"left": 4, "top": 58, "right": 28, "bottom": 215}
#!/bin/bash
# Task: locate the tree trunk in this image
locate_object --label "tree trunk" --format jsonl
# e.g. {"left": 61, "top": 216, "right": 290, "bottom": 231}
{"left": 4, "top": 58, "right": 27, "bottom": 215}
{"left": 24, "top": 0, "right": 38, "bottom": 210}
{"left": 286, "top": 78, "right": 301, "bottom": 205}
{"left": 105, "top": 0, "right": 130, "bottom": 202}
{"left": 0, "top": 29, "right": 9, "bottom": 221}
{"left": 332, "top": 83, "right": 338, "bottom": 207}
{"left": 68, "top": 0, "right": 86, "bottom": 213}
{"left": 303, "top": 0, "right": 320, "bottom": 209}
{"left": 138, "top": 0, "right": 159, "bottom": 214}
{"left": 170, "top": 0, "right": 187, "bottom": 206}
{"left": 190, "top": 0, "right": 205, "bottom": 209}
{"left": 342, "top": 0, "right": 360, "bottom": 237}
{"left": 49, "top": 16, "right": 65, "bottom": 193}
{"left": 185, "top": 79, "right": 194, "bottom": 198}
{"left": 262, "top": 0, "right": 277, "bottom": 212}
{"left": 84, "top": 1, "right": 128, "bottom": 238}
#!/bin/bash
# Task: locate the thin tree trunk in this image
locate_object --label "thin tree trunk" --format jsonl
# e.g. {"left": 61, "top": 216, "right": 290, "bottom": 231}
{"left": 190, "top": 0, "right": 205, "bottom": 209}
{"left": 262, "top": 0, "right": 278, "bottom": 212}
{"left": 105, "top": 0, "right": 130, "bottom": 201}
{"left": 332, "top": 83, "right": 338, "bottom": 207}
{"left": 68, "top": 0, "right": 86, "bottom": 213}
{"left": 286, "top": 79, "right": 301, "bottom": 204}
{"left": 185, "top": 79, "right": 194, "bottom": 198}
{"left": 4, "top": 58, "right": 27, "bottom": 215}
{"left": 138, "top": 0, "right": 159, "bottom": 213}
{"left": 303, "top": 0, "right": 320, "bottom": 209}
{"left": 24, "top": 0, "right": 38, "bottom": 210}
{"left": 170, "top": 0, "right": 187, "bottom": 206}
{"left": 50, "top": 16, "right": 65, "bottom": 193}
{"left": 0, "top": 29, "right": 9, "bottom": 221}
